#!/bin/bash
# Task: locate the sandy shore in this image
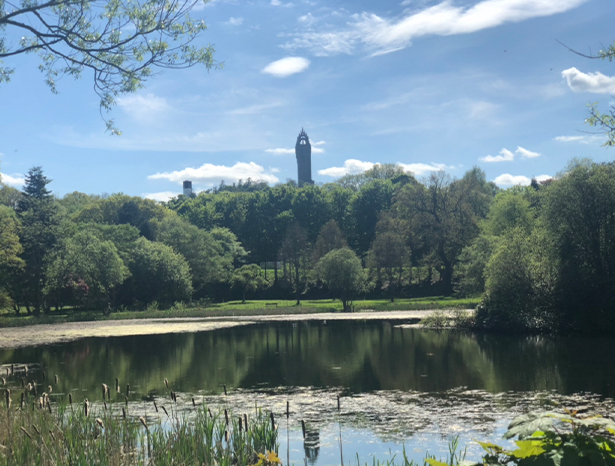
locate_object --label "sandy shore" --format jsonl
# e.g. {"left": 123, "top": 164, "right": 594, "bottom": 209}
{"left": 0, "top": 310, "right": 449, "bottom": 349}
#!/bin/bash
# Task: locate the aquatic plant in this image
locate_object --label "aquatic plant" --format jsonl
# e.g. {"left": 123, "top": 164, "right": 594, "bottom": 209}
{"left": 0, "top": 388, "right": 279, "bottom": 465}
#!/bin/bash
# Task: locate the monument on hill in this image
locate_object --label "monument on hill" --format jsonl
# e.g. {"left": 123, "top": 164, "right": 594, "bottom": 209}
{"left": 295, "top": 128, "right": 313, "bottom": 186}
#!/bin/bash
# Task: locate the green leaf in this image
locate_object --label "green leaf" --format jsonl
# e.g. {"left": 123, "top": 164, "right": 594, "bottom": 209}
{"left": 425, "top": 459, "right": 449, "bottom": 466}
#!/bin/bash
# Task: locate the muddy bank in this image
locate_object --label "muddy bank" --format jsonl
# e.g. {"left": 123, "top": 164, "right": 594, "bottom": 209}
{"left": 0, "top": 310, "right": 450, "bottom": 349}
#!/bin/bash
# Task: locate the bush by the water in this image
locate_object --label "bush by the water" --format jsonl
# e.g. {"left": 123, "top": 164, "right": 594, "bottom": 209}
{"left": 475, "top": 161, "right": 615, "bottom": 332}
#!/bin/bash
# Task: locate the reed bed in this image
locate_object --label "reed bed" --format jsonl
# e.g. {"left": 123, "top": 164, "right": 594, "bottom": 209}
{"left": 0, "top": 389, "right": 279, "bottom": 466}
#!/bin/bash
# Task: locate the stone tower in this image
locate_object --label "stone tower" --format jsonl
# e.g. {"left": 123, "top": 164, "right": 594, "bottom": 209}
{"left": 295, "top": 128, "right": 313, "bottom": 186}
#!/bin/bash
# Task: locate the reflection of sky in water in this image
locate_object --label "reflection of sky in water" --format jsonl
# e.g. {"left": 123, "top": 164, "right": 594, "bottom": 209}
{"left": 2, "top": 322, "right": 615, "bottom": 465}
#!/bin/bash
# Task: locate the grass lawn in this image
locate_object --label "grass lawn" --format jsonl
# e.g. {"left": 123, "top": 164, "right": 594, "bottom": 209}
{"left": 0, "top": 296, "right": 480, "bottom": 328}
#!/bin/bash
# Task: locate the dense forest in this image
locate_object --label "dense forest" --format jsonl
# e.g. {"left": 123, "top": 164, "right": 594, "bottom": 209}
{"left": 1, "top": 159, "right": 614, "bottom": 332}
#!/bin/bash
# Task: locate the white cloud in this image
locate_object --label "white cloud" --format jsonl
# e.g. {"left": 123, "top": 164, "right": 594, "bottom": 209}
{"left": 398, "top": 162, "right": 450, "bottom": 175}
{"left": 143, "top": 191, "right": 177, "bottom": 202}
{"left": 481, "top": 146, "right": 540, "bottom": 162}
{"left": 148, "top": 162, "right": 280, "bottom": 186}
{"left": 117, "top": 93, "right": 171, "bottom": 121}
{"left": 312, "top": 147, "right": 324, "bottom": 154}
{"left": 266, "top": 148, "right": 295, "bottom": 155}
{"left": 494, "top": 174, "right": 531, "bottom": 186}
{"left": 226, "top": 17, "right": 243, "bottom": 26}
{"left": 0, "top": 173, "right": 25, "bottom": 187}
{"left": 554, "top": 135, "right": 604, "bottom": 144}
{"left": 313, "top": 140, "right": 326, "bottom": 146}
{"left": 298, "top": 13, "right": 318, "bottom": 27}
{"left": 283, "top": 0, "right": 587, "bottom": 56}
{"left": 494, "top": 173, "right": 551, "bottom": 186}
{"left": 562, "top": 67, "right": 615, "bottom": 94}
{"left": 554, "top": 135, "right": 585, "bottom": 143}
{"left": 516, "top": 146, "right": 540, "bottom": 158}
{"left": 262, "top": 57, "right": 310, "bottom": 77}
{"left": 271, "top": 0, "right": 293, "bottom": 6}
{"left": 481, "top": 148, "right": 515, "bottom": 163}
{"left": 319, "top": 159, "right": 375, "bottom": 177}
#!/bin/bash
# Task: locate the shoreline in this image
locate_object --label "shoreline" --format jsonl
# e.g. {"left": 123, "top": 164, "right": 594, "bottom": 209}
{"left": 0, "top": 310, "right": 454, "bottom": 349}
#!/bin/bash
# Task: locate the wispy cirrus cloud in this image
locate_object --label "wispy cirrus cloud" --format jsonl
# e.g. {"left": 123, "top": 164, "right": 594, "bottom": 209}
{"left": 562, "top": 68, "right": 615, "bottom": 94}
{"left": 148, "top": 162, "right": 280, "bottom": 186}
{"left": 282, "top": 0, "right": 587, "bottom": 56}
{"left": 262, "top": 57, "right": 310, "bottom": 77}
{"left": 554, "top": 135, "right": 604, "bottom": 144}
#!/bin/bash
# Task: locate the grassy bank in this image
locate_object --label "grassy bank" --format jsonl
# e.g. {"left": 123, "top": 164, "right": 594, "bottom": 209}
{"left": 0, "top": 297, "right": 480, "bottom": 329}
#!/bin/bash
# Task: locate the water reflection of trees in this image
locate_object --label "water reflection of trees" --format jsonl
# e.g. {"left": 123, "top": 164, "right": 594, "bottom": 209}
{"left": 1, "top": 323, "right": 615, "bottom": 402}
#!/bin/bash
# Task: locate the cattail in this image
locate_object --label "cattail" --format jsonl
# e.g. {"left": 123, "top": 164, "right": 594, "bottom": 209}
{"left": 224, "top": 409, "right": 229, "bottom": 426}
{"left": 47, "top": 399, "right": 52, "bottom": 414}
{"left": 170, "top": 391, "right": 175, "bottom": 402}
{"left": 244, "top": 413, "right": 248, "bottom": 431}
{"left": 26, "top": 383, "right": 32, "bottom": 392}
{"left": 126, "top": 384, "right": 130, "bottom": 397}
{"left": 11, "top": 364, "right": 14, "bottom": 375}
{"left": 96, "top": 418, "right": 104, "bottom": 429}
{"left": 84, "top": 399, "right": 89, "bottom": 417}
{"left": 68, "top": 393, "right": 73, "bottom": 405}
{"left": 286, "top": 401, "right": 290, "bottom": 418}
{"left": 49, "top": 430, "right": 56, "bottom": 442}
{"left": 239, "top": 416, "right": 243, "bottom": 432}
{"left": 32, "top": 424, "right": 41, "bottom": 436}
{"left": 1, "top": 377, "right": 5, "bottom": 385}
{"left": 192, "top": 397, "right": 196, "bottom": 407}
{"left": 337, "top": 395, "right": 341, "bottom": 412}
{"left": 21, "top": 377, "right": 25, "bottom": 388}
{"left": 20, "top": 392, "right": 25, "bottom": 409}
{"left": 224, "top": 430, "right": 229, "bottom": 442}
{"left": 104, "top": 401, "right": 108, "bottom": 411}
{"left": 5, "top": 367, "right": 8, "bottom": 376}
{"left": 208, "top": 408, "right": 213, "bottom": 418}
{"left": 48, "top": 385, "right": 52, "bottom": 394}
{"left": 33, "top": 382, "right": 37, "bottom": 396}
{"left": 20, "top": 427, "right": 32, "bottom": 439}
{"left": 139, "top": 416, "right": 148, "bottom": 430}
{"left": 24, "top": 366, "right": 28, "bottom": 375}
{"left": 161, "top": 406, "right": 169, "bottom": 417}
{"left": 125, "top": 396, "right": 128, "bottom": 407}
{"left": 270, "top": 412, "right": 276, "bottom": 431}
{"left": 164, "top": 378, "right": 169, "bottom": 388}
{"left": 223, "top": 384, "right": 227, "bottom": 396}
{"left": 5, "top": 389, "right": 10, "bottom": 409}
{"left": 54, "top": 375, "right": 58, "bottom": 384}
{"left": 301, "top": 420, "right": 306, "bottom": 439}
{"left": 38, "top": 397, "right": 43, "bottom": 410}
{"left": 115, "top": 378, "right": 119, "bottom": 393}
{"left": 153, "top": 400, "right": 159, "bottom": 413}
{"left": 122, "top": 407, "right": 127, "bottom": 419}
{"left": 102, "top": 384, "right": 108, "bottom": 401}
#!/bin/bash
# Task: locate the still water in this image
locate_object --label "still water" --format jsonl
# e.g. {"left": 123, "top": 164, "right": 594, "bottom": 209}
{"left": 1, "top": 321, "right": 614, "bottom": 465}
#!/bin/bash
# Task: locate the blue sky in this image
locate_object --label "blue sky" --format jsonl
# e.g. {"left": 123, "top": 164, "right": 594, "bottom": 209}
{"left": 1, "top": 0, "right": 615, "bottom": 200}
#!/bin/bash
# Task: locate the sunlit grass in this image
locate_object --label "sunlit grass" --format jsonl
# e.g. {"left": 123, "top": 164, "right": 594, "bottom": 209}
{"left": 0, "top": 297, "right": 480, "bottom": 328}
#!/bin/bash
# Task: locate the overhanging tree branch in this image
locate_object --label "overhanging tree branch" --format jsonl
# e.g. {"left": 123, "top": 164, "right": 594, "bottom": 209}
{"left": 0, "top": 0, "right": 220, "bottom": 134}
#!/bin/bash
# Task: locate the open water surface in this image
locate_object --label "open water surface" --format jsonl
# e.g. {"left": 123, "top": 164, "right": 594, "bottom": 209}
{"left": 1, "top": 320, "right": 614, "bottom": 465}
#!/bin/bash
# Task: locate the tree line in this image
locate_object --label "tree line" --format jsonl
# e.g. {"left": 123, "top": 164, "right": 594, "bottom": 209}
{"left": 1, "top": 159, "right": 614, "bottom": 330}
